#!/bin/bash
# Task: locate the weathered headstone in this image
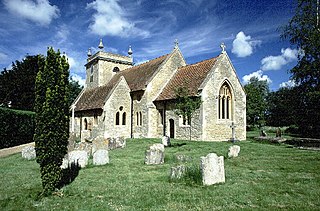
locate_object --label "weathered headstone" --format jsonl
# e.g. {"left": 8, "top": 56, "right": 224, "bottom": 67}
{"left": 75, "top": 142, "right": 92, "bottom": 157}
{"left": 108, "top": 137, "right": 126, "bottom": 150}
{"left": 81, "top": 130, "right": 91, "bottom": 142}
{"left": 21, "top": 146, "right": 36, "bottom": 160}
{"left": 162, "top": 136, "right": 171, "bottom": 147}
{"left": 276, "top": 127, "right": 282, "bottom": 138}
{"left": 228, "top": 145, "right": 240, "bottom": 158}
{"left": 175, "top": 154, "right": 192, "bottom": 163}
{"left": 93, "top": 149, "right": 109, "bottom": 166}
{"left": 92, "top": 135, "right": 109, "bottom": 154}
{"left": 61, "top": 155, "right": 69, "bottom": 169}
{"left": 260, "top": 130, "right": 267, "bottom": 137}
{"left": 170, "top": 165, "right": 186, "bottom": 179}
{"left": 68, "top": 150, "right": 88, "bottom": 168}
{"left": 145, "top": 143, "right": 165, "bottom": 165}
{"left": 200, "top": 153, "right": 225, "bottom": 186}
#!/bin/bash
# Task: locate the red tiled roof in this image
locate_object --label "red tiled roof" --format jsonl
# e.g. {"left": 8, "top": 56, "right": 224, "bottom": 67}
{"left": 74, "top": 54, "right": 169, "bottom": 111}
{"left": 156, "top": 56, "right": 218, "bottom": 101}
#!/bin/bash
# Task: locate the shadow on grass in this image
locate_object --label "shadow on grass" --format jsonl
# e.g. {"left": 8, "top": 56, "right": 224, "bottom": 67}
{"left": 58, "top": 162, "right": 81, "bottom": 189}
{"left": 168, "top": 143, "right": 187, "bottom": 148}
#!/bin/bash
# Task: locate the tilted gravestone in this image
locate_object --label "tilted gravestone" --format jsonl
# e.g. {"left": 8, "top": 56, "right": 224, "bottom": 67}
{"left": 145, "top": 143, "right": 165, "bottom": 165}
{"left": 21, "top": 146, "right": 36, "bottom": 160}
{"left": 68, "top": 150, "right": 88, "bottom": 168}
{"left": 228, "top": 145, "right": 240, "bottom": 158}
{"left": 200, "top": 153, "right": 225, "bottom": 185}
{"left": 170, "top": 165, "right": 186, "bottom": 179}
{"left": 162, "top": 136, "right": 171, "bottom": 147}
{"left": 93, "top": 149, "right": 109, "bottom": 166}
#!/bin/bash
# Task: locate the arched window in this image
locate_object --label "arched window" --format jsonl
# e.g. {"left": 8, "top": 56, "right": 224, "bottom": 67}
{"left": 84, "top": 118, "right": 88, "bottom": 130}
{"left": 122, "top": 112, "right": 126, "bottom": 125}
{"left": 116, "top": 112, "right": 120, "bottom": 125}
{"left": 139, "top": 112, "right": 142, "bottom": 126}
{"left": 136, "top": 112, "right": 139, "bottom": 126}
{"left": 90, "top": 65, "right": 94, "bottom": 82}
{"left": 218, "top": 82, "right": 232, "bottom": 120}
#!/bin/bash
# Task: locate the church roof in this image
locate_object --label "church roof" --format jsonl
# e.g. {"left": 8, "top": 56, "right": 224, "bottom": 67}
{"left": 155, "top": 56, "right": 218, "bottom": 101}
{"left": 74, "top": 54, "right": 169, "bottom": 111}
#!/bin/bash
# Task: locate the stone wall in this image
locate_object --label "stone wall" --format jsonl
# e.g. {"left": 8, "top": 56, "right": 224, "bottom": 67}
{"left": 201, "top": 53, "right": 246, "bottom": 141}
{"left": 144, "top": 48, "right": 186, "bottom": 138}
{"left": 103, "top": 77, "right": 131, "bottom": 138}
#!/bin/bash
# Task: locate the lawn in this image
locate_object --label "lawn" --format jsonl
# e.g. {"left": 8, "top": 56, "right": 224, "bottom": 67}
{"left": 1, "top": 138, "right": 320, "bottom": 210}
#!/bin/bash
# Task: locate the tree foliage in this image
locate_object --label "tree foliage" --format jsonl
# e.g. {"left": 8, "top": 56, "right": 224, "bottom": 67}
{"left": 34, "top": 47, "right": 70, "bottom": 195}
{"left": 244, "top": 77, "right": 269, "bottom": 127}
{"left": 0, "top": 55, "right": 82, "bottom": 111}
{"left": 174, "top": 87, "right": 202, "bottom": 140}
{"left": 266, "top": 87, "right": 299, "bottom": 127}
{"left": 281, "top": 0, "right": 320, "bottom": 137}
{"left": 0, "top": 55, "right": 45, "bottom": 111}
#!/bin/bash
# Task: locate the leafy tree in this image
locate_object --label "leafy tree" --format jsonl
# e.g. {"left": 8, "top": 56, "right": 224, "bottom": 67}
{"left": 0, "top": 55, "right": 82, "bottom": 111}
{"left": 266, "top": 87, "right": 299, "bottom": 127}
{"left": 69, "top": 78, "right": 83, "bottom": 106}
{"left": 281, "top": 0, "right": 320, "bottom": 137}
{"left": 174, "top": 87, "right": 202, "bottom": 140}
{"left": 244, "top": 77, "right": 269, "bottom": 127}
{"left": 0, "top": 55, "right": 45, "bottom": 110}
{"left": 34, "top": 47, "right": 70, "bottom": 195}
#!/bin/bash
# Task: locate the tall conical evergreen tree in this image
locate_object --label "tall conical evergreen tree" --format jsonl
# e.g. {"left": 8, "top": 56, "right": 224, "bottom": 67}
{"left": 34, "top": 47, "right": 70, "bottom": 194}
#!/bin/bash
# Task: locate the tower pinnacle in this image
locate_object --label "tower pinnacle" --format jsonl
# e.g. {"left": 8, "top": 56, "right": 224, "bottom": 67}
{"left": 98, "top": 38, "right": 104, "bottom": 50}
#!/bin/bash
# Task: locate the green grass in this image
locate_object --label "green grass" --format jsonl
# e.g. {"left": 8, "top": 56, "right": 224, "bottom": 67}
{"left": 1, "top": 138, "right": 320, "bottom": 210}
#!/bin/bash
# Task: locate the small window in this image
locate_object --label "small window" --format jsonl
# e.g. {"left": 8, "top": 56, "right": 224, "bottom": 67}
{"left": 139, "top": 112, "right": 142, "bottom": 126}
{"left": 122, "top": 112, "right": 126, "bottom": 125}
{"left": 113, "top": 67, "right": 120, "bottom": 72}
{"left": 180, "top": 115, "right": 191, "bottom": 126}
{"left": 90, "top": 65, "right": 94, "bottom": 82}
{"left": 116, "top": 112, "right": 120, "bottom": 125}
{"left": 136, "top": 112, "right": 139, "bottom": 126}
{"left": 84, "top": 118, "right": 88, "bottom": 130}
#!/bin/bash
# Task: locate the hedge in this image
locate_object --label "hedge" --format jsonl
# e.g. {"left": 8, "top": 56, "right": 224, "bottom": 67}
{"left": 0, "top": 107, "right": 35, "bottom": 149}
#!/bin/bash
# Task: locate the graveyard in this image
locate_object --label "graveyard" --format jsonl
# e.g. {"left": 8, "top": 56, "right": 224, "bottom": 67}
{"left": 1, "top": 137, "right": 320, "bottom": 210}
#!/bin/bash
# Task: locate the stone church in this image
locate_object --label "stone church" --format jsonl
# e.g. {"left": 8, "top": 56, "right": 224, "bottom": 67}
{"left": 70, "top": 39, "right": 246, "bottom": 141}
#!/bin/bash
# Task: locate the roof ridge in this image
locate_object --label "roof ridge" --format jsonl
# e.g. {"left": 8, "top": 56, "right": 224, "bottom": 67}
{"left": 181, "top": 56, "right": 218, "bottom": 68}
{"left": 121, "top": 53, "right": 170, "bottom": 72}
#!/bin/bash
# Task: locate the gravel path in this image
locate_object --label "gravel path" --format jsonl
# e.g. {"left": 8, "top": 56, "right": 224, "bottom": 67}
{"left": 0, "top": 142, "right": 35, "bottom": 158}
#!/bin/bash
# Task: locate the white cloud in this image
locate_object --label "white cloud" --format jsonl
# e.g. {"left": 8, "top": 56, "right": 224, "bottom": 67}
{"left": 3, "top": 0, "right": 60, "bottom": 26}
{"left": 71, "top": 74, "right": 86, "bottom": 87}
{"left": 279, "top": 80, "right": 297, "bottom": 88}
{"left": 232, "top": 31, "right": 261, "bottom": 57}
{"left": 86, "top": 0, "right": 149, "bottom": 37}
{"left": 55, "top": 25, "right": 70, "bottom": 45}
{"left": 0, "top": 52, "right": 9, "bottom": 63}
{"left": 261, "top": 48, "right": 298, "bottom": 71}
{"left": 242, "top": 70, "right": 272, "bottom": 84}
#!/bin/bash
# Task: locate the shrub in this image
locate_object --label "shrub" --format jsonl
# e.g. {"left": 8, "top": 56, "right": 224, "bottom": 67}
{"left": 0, "top": 107, "right": 35, "bottom": 149}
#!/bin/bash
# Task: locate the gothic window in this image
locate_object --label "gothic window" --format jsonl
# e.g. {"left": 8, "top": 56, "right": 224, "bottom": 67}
{"left": 84, "top": 118, "right": 88, "bottom": 130}
{"left": 218, "top": 82, "right": 232, "bottom": 120}
{"left": 136, "top": 112, "right": 139, "bottom": 126}
{"left": 122, "top": 112, "right": 126, "bottom": 125}
{"left": 116, "top": 112, "right": 120, "bottom": 125}
{"left": 180, "top": 115, "right": 191, "bottom": 126}
{"left": 139, "top": 112, "right": 142, "bottom": 126}
{"left": 90, "top": 65, "right": 94, "bottom": 82}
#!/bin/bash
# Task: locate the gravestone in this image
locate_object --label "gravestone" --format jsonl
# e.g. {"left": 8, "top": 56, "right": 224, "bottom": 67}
{"left": 93, "top": 149, "right": 109, "bottom": 166}
{"left": 200, "top": 153, "right": 225, "bottom": 185}
{"left": 228, "top": 145, "right": 240, "bottom": 158}
{"left": 108, "top": 137, "right": 126, "bottom": 150}
{"left": 145, "top": 143, "right": 165, "bottom": 165}
{"left": 68, "top": 150, "right": 88, "bottom": 168}
{"left": 92, "top": 135, "right": 109, "bottom": 154}
{"left": 170, "top": 165, "right": 186, "bottom": 179}
{"left": 162, "top": 136, "right": 171, "bottom": 147}
{"left": 276, "top": 127, "right": 282, "bottom": 138}
{"left": 260, "top": 130, "right": 267, "bottom": 137}
{"left": 61, "top": 155, "right": 69, "bottom": 169}
{"left": 81, "top": 130, "right": 91, "bottom": 142}
{"left": 75, "top": 142, "right": 92, "bottom": 157}
{"left": 21, "top": 146, "right": 36, "bottom": 160}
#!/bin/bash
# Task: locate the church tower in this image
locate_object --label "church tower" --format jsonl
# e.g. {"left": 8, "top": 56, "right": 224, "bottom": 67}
{"left": 84, "top": 39, "right": 133, "bottom": 88}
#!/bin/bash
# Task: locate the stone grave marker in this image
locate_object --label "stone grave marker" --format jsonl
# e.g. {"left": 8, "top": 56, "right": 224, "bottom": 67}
{"left": 145, "top": 143, "right": 165, "bottom": 165}
{"left": 200, "top": 153, "right": 225, "bottom": 185}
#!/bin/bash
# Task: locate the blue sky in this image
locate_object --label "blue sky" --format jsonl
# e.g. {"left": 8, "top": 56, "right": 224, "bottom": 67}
{"left": 0, "top": 0, "right": 298, "bottom": 90}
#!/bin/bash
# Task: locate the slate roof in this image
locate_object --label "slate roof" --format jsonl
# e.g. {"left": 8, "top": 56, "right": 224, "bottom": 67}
{"left": 74, "top": 54, "right": 169, "bottom": 111}
{"left": 155, "top": 56, "right": 218, "bottom": 101}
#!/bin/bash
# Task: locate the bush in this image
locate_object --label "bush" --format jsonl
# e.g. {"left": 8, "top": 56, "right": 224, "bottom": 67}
{"left": 0, "top": 107, "right": 35, "bottom": 149}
